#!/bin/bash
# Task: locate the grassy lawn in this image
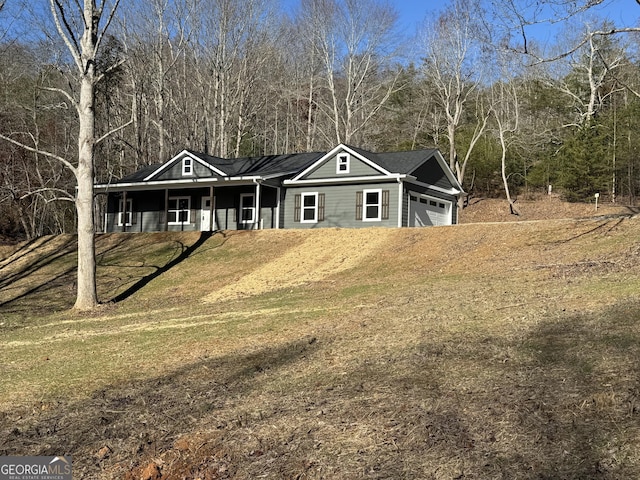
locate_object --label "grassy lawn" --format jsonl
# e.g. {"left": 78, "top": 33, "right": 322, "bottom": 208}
{"left": 1, "top": 218, "right": 640, "bottom": 478}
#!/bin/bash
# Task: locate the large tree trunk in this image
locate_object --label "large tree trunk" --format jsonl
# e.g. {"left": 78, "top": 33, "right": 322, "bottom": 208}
{"left": 74, "top": 3, "right": 99, "bottom": 310}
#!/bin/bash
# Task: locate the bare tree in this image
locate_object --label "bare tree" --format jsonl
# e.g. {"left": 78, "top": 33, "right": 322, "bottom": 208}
{"left": 421, "top": 0, "right": 490, "bottom": 205}
{"left": 495, "top": 0, "right": 640, "bottom": 62}
{"left": 491, "top": 78, "right": 520, "bottom": 215}
{"left": 529, "top": 18, "right": 626, "bottom": 132}
{"left": 0, "top": 0, "right": 124, "bottom": 310}
{"left": 300, "top": 0, "right": 401, "bottom": 146}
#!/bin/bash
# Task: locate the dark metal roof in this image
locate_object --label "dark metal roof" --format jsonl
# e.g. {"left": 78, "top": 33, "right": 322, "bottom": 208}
{"left": 103, "top": 146, "right": 446, "bottom": 186}
{"left": 347, "top": 145, "right": 441, "bottom": 175}
{"left": 119, "top": 163, "right": 162, "bottom": 182}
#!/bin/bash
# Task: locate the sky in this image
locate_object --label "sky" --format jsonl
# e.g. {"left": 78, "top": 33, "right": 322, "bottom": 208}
{"left": 283, "top": 0, "right": 640, "bottom": 43}
{"left": 376, "top": 0, "right": 639, "bottom": 31}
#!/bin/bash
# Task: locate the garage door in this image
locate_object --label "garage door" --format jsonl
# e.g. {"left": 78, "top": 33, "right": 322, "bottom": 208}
{"left": 409, "top": 195, "right": 452, "bottom": 227}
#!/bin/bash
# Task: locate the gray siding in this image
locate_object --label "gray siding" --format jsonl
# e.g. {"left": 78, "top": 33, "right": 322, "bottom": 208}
{"left": 283, "top": 183, "right": 399, "bottom": 229}
{"left": 303, "top": 152, "right": 382, "bottom": 180}
{"left": 155, "top": 158, "right": 217, "bottom": 181}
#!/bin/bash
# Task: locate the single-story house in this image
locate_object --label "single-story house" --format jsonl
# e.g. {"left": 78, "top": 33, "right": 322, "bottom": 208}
{"left": 94, "top": 144, "right": 464, "bottom": 232}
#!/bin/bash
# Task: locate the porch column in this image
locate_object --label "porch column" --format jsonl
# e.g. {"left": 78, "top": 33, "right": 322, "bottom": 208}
{"left": 164, "top": 189, "right": 169, "bottom": 232}
{"left": 209, "top": 185, "right": 215, "bottom": 231}
{"left": 255, "top": 181, "right": 261, "bottom": 230}
{"left": 275, "top": 186, "right": 281, "bottom": 230}
{"left": 122, "top": 190, "right": 127, "bottom": 233}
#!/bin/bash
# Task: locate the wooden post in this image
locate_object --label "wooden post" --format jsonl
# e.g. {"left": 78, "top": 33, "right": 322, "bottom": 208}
{"left": 164, "top": 189, "right": 169, "bottom": 231}
{"left": 255, "top": 182, "right": 261, "bottom": 230}
{"left": 209, "top": 185, "right": 215, "bottom": 231}
{"left": 122, "top": 190, "right": 127, "bottom": 233}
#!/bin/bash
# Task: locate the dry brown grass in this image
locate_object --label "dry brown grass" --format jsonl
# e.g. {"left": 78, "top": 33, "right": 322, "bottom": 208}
{"left": 1, "top": 208, "right": 640, "bottom": 479}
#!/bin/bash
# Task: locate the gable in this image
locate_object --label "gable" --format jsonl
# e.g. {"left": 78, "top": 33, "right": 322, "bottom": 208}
{"left": 144, "top": 151, "right": 227, "bottom": 182}
{"left": 411, "top": 155, "right": 453, "bottom": 190}
{"left": 294, "top": 145, "right": 390, "bottom": 182}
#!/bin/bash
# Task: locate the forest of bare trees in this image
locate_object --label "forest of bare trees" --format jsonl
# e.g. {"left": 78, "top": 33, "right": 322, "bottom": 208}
{"left": 1, "top": 0, "right": 640, "bottom": 242}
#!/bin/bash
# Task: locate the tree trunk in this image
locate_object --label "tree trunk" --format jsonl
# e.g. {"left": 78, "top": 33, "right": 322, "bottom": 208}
{"left": 74, "top": 6, "right": 99, "bottom": 310}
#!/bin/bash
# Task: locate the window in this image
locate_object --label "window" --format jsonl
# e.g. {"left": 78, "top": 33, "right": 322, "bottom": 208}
{"left": 301, "top": 193, "right": 318, "bottom": 223}
{"left": 294, "top": 193, "right": 325, "bottom": 223}
{"left": 239, "top": 193, "right": 255, "bottom": 224}
{"left": 356, "top": 189, "right": 389, "bottom": 221}
{"left": 182, "top": 157, "right": 193, "bottom": 176}
{"left": 364, "top": 189, "right": 382, "bottom": 221}
{"left": 117, "top": 198, "right": 133, "bottom": 226}
{"left": 336, "top": 153, "right": 350, "bottom": 174}
{"left": 168, "top": 196, "right": 191, "bottom": 224}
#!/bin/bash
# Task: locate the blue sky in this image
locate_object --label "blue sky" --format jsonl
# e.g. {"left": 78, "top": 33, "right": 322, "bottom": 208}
{"left": 282, "top": 0, "right": 639, "bottom": 37}
{"left": 385, "top": 0, "right": 638, "bottom": 34}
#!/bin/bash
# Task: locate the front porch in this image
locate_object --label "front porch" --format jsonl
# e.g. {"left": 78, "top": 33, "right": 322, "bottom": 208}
{"left": 100, "top": 183, "right": 280, "bottom": 233}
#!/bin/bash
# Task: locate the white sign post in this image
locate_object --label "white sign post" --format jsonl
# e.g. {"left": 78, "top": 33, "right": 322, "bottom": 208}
{"left": 595, "top": 192, "right": 600, "bottom": 211}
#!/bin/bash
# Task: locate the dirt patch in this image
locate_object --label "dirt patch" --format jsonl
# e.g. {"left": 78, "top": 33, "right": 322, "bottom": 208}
{"left": 205, "top": 228, "right": 395, "bottom": 303}
{"left": 460, "top": 195, "right": 635, "bottom": 223}
{"left": 3, "top": 211, "right": 640, "bottom": 479}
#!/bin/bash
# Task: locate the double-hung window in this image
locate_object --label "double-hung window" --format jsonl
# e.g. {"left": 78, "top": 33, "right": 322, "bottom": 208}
{"left": 168, "top": 196, "right": 191, "bottom": 224}
{"left": 356, "top": 189, "right": 389, "bottom": 222}
{"left": 363, "top": 189, "right": 382, "bottom": 221}
{"left": 117, "top": 198, "right": 133, "bottom": 226}
{"left": 301, "top": 193, "right": 318, "bottom": 223}
{"left": 294, "top": 192, "right": 325, "bottom": 223}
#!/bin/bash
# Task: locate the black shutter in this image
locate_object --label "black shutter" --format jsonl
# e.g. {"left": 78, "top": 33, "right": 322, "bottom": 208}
{"left": 382, "top": 190, "right": 390, "bottom": 220}
{"left": 294, "top": 194, "right": 301, "bottom": 222}
{"left": 318, "top": 193, "right": 325, "bottom": 222}
{"left": 356, "top": 191, "right": 363, "bottom": 220}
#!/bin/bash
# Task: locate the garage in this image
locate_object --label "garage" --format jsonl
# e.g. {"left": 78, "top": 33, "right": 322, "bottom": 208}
{"left": 409, "top": 193, "right": 452, "bottom": 227}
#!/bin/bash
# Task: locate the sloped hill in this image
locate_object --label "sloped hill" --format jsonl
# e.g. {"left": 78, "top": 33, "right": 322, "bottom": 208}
{"left": 1, "top": 216, "right": 640, "bottom": 479}
{"left": 460, "top": 195, "right": 635, "bottom": 223}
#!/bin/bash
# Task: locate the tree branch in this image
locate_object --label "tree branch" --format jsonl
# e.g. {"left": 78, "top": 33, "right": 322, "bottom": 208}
{"left": 95, "top": 0, "right": 123, "bottom": 54}
{"left": 0, "top": 133, "right": 77, "bottom": 176}
{"left": 94, "top": 57, "right": 125, "bottom": 84}
{"left": 96, "top": 117, "right": 133, "bottom": 145}
{"left": 20, "top": 188, "right": 75, "bottom": 202}
{"left": 50, "top": 0, "right": 83, "bottom": 72}
{"left": 40, "top": 86, "right": 79, "bottom": 112}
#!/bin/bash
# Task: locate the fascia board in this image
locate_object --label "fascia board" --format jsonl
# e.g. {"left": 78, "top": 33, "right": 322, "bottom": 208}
{"left": 94, "top": 176, "right": 263, "bottom": 192}
{"left": 406, "top": 177, "right": 463, "bottom": 196}
{"left": 432, "top": 150, "right": 463, "bottom": 192}
{"left": 289, "top": 144, "right": 391, "bottom": 181}
{"left": 283, "top": 174, "right": 405, "bottom": 186}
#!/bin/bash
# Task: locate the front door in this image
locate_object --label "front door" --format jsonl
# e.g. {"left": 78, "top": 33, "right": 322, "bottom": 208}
{"left": 239, "top": 193, "right": 256, "bottom": 229}
{"left": 200, "top": 196, "right": 214, "bottom": 231}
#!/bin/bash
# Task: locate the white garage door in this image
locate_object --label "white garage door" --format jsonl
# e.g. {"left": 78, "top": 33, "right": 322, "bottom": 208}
{"left": 409, "top": 194, "right": 452, "bottom": 227}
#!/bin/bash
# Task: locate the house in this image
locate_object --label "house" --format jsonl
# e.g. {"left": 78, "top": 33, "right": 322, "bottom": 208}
{"left": 94, "top": 144, "right": 464, "bottom": 232}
